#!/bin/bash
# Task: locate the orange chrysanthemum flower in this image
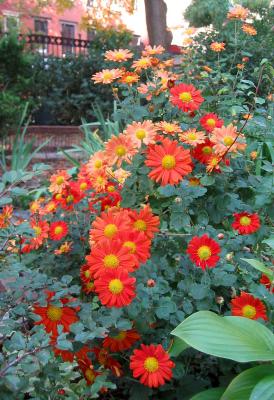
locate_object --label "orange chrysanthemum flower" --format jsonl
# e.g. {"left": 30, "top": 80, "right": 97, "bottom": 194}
{"left": 89, "top": 209, "right": 131, "bottom": 243}
{"left": 49, "top": 221, "right": 68, "bottom": 241}
{"left": 179, "top": 128, "right": 206, "bottom": 146}
{"left": 187, "top": 234, "right": 221, "bottom": 270}
{"left": 86, "top": 239, "right": 136, "bottom": 278}
{"left": 231, "top": 292, "right": 267, "bottom": 320}
{"left": 49, "top": 170, "right": 70, "bottom": 194}
{"left": 54, "top": 241, "right": 72, "bottom": 255}
{"left": 242, "top": 24, "right": 257, "bottom": 36}
{"left": 33, "top": 291, "right": 79, "bottom": 337}
{"left": 211, "top": 124, "right": 246, "bottom": 156}
{"left": 104, "top": 48, "right": 133, "bottom": 62}
{"left": 41, "top": 200, "right": 58, "bottom": 215}
{"left": 120, "top": 71, "right": 139, "bottom": 85}
{"left": 210, "top": 42, "right": 225, "bottom": 52}
{"left": 206, "top": 154, "right": 222, "bottom": 173}
{"left": 170, "top": 83, "right": 204, "bottom": 112}
{"left": 113, "top": 167, "right": 131, "bottom": 184}
{"left": 0, "top": 205, "right": 13, "bottom": 228}
{"left": 92, "top": 347, "right": 123, "bottom": 377}
{"left": 130, "top": 344, "right": 174, "bottom": 388}
{"left": 129, "top": 205, "right": 160, "bottom": 239}
{"left": 105, "top": 133, "right": 138, "bottom": 167}
{"left": 192, "top": 139, "right": 215, "bottom": 164}
{"left": 94, "top": 269, "right": 136, "bottom": 308}
{"left": 78, "top": 358, "right": 100, "bottom": 385}
{"left": 145, "top": 138, "right": 193, "bottom": 186}
{"left": 188, "top": 177, "right": 201, "bottom": 186}
{"left": 260, "top": 274, "right": 274, "bottom": 293}
{"left": 132, "top": 57, "right": 152, "bottom": 71}
{"left": 116, "top": 231, "right": 151, "bottom": 268}
{"left": 124, "top": 120, "right": 157, "bottom": 148}
{"left": 232, "top": 212, "right": 260, "bottom": 235}
{"left": 92, "top": 68, "right": 123, "bottom": 84}
{"left": 200, "top": 113, "right": 224, "bottom": 132}
{"left": 103, "top": 329, "right": 140, "bottom": 352}
{"left": 227, "top": 5, "right": 249, "bottom": 20}
{"left": 86, "top": 151, "right": 107, "bottom": 173}
{"left": 30, "top": 218, "right": 49, "bottom": 249}
{"left": 142, "top": 45, "right": 165, "bottom": 56}
{"left": 156, "top": 121, "right": 182, "bottom": 135}
{"left": 184, "top": 27, "right": 197, "bottom": 36}
{"left": 89, "top": 169, "right": 109, "bottom": 192}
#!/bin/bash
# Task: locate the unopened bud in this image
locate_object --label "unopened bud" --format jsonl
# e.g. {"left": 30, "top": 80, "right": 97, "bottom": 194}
{"left": 217, "top": 233, "right": 224, "bottom": 240}
{"left": 148, "top": 104, "right": 155, "bottom": 113}
{"left": 250, "top": 151, "right": 257, "bottom": 160}
{"left": 147, "top": 279, "right": 155, "bottom": 287}
{"left": 174, "top": 197, "right": 182, "bottom": 203}
{"left": 226, "top": 252, "right": 234, "bottom": 261}
{"left": 216, "top": 296, "right": 224, "bottom": 305}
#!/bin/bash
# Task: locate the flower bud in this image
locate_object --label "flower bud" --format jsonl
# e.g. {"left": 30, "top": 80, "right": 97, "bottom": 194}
{"left": 148, "top": 104, "right": 155, "bottom": 113}
{"left": 216, "top": 296, "right": 224, "bottom": 305}
{"left": 217, "top": 233, "right": 224, "bottom": 239}
{"left": 226, "top": 252, "right": 234, "bottom": 261}
{"left": 147, "top": 279, "right": 155, "bottom": 287}
{"left": 174, "top": 197, "right": 182, "bottom": 203}
{"left": 250, "top": 151, "right": 257, "bottom": 160}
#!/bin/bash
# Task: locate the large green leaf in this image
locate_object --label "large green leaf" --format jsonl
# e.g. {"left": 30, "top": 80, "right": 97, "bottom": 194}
{"left": 168, "top": 337, "right": 189, "bottom": 357}
{"left": 221, "top": 365, "right": 274, "bottom": 400}
{"left": 191, "top": 387, "right": 225, "bottom": 400}
{"left": 250, "top": 375, "right": 274, "bottom": 400}
{"left": 171, "top": 311, "right": 274, "bottom": 362}
{"left": 241, "top": 258, "right": 274, "bottom": 281}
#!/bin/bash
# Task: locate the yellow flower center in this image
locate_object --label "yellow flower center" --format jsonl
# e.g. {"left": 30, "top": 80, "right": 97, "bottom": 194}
{"left": 239, "top": 216, "right": 251, "bottom": 226}
{"left": 134, "top": 219, "right": 147, "bottom": 232}
{"left": 125, "top": 75, "right": 135, "bottom": 83}
{"left": 34, "top": 226, "right": 42, "bottom": 236}
{"left": 104, "top": 254, "right": 119, "bottom": 269}
{"left": 223, "top": 136, "right": 234, "bottom": 146}
{"left": 115, "top": 145, "right": 126, "bottom": 157}
{"left": 103, "top": 72, "right": 113, "bottom": 80}
{"left": 85, "top": 368, "right": 95, "bottom": 383}
{"left": 56, "top": 176, "right": 64, "bottom": 185}
{"left": 96, "top": 176, "right": 104, "bottom": 185}
{"left": 115, "top": 52, "right": 124, "bottom": 59}
{"left": 94, "top": 159, "right": 103, "bottom": 169}
{"left": 80, "top": 182, "right": 87, "bottom": 190}
{"left": 162, "top": 155, "right": 176, "bottom": 170}
{"left": 197, "top": 245, "right": 212, "bottom": 260}
{"left": 56, "top": 193, "right": 62, "bottom": 200}
{"left": 179, "top": 92, "right": 192, "bottom": 102}
{"left": 66, "top": 195, "right": 74, "bottom": 203}
{"left": 123, "top": 241, "right": 137, "bottom": 254}
{"left": 242, "top": 305, "right": 256, "bottom": 319}
{"left": 108, "top": 279, "right": 124, "bottom": 294}
{"left": 84, "top": 270, "right": 91, "bottom": 278}
{"left": 207, "top": 118, "right": 216, "bottom": 127}
{"left": 104, "top": 223, "right": 118, "bottom": 238}
{"left": 144, "top": 357, "right": 159, "bottom": 373}
{"left": 113, "top": 331, "right": 127, "bottom": 341}
{"left": 107, "top": 185, "right": 115, "bottom": 192}
{"left": 138, "top": 59, "right": 149, "bottom": 66}
{"left": 86, "top": 281, "right": 94, "bottom": 290}
{"left": 202, "top": 146, "right": 212, "bottom": 155}
{"left": 47, "top": 305, "right": 63, "bottom": 322}
{"left": 135, "top": 129, "right": 147, "bottom": 140}
{"left": 187, "top": 132, "right": 197, "bottom": 141}
{"left": 189, "top": 178, "right": 200, "bottom": 186}
{"left": 54, "top": 226, "right": 63, "bottom": 235}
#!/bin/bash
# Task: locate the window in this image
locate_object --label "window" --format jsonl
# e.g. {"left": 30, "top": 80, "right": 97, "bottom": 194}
{"left": 61, "top": 22, "right": 75, "bottom": 54}
{"left": 3, "top": 11, "right": 19, "bottom": 32}
{"left": 34, "top": 18, "right": 48, "bottom": 35}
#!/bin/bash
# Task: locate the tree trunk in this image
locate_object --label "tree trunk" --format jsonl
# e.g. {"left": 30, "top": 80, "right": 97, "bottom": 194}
{"left": 144, "top": 0, "right": 172, "bottom": 47}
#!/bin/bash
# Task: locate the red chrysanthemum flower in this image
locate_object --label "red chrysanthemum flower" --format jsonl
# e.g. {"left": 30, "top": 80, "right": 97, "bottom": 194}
{"left": 94, "top": 270, "right": 136, "bottom": 308}
{"left": 260, "top": 274, "right": 274, "bottom": 293}
{"left": 103, "top": 329, "right": 140, "bottom": 352}
{"left": 129, "top": 205, "right": 160, "bottom": 239}
{"left": 145, "top": 138, "right": 193, "bottom": 186}
{"left": 49, "top": 221, "right": 68, "bottom": 241}
{"left": 116, "top": 231, "right": 151, "bottom": 268}
{"left": 200, "top": 113, "right": 224, "bottom": 132}
{"left": 192, "top": 139, "right": 215, "bottom": 164}
{"left": 86, "top": 239, "right": 136, "bottom": 278}
{"left": 231, "top": 292, "right": 268, "bottom": 320}
{"left": 80, "top": 264, "right": 93, "bottom": 284}
{"left": 89, "top": 209, "right": 131, "bottom": 243}
{"left": 187, "top": 234, "right": 221, "bottom": 270}
{"left": 30, "top": 218, "right": 49, "bottom": 249}
{"left": 130, "top": 344, "right": 175, "bottom": 388}
{"left": 33, "top": 291, "right": 79, "bottom": 337}
{"left": 170, "top": 83, "right": 204, "bottom": 112}
{"left": 232, "top": 212, "right": 260, "bottom": 235}
{"left": 78, "top": 357, "right": 100, "bottom": 385}
{"left": 92, "top": 347, "right": 123, "bottom": 377}
{"left": 50, "top": 338, "right": 74, "bottom": 362}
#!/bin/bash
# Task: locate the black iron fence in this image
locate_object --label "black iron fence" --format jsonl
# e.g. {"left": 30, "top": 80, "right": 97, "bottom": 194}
{"left": 17, "top": 33, "right": 92, "bottom": 57}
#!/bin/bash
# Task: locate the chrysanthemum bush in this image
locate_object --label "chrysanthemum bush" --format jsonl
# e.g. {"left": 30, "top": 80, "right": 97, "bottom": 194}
{"left": 0, "top": 6, "right": 274, "bottom": 399}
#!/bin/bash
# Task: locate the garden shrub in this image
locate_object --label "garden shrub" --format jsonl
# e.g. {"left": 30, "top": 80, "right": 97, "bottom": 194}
{"left": 0, "top": 5, "right": 273, "bottom": 400}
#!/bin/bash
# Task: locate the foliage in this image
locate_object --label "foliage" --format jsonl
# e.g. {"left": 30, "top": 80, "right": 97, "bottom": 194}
{"left": 184, "top": 0, "right": 229, "bottom": 29}
{"left": 0, "top": 12, "right": 274, "bottom": 400}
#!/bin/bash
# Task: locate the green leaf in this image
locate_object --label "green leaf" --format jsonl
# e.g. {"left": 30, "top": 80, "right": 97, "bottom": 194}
{"left": 200, "top": 175, "right": 215, "bottom": 186}
{"left": 155, "top": 298, "right": 177, "bottom": 320}
{"left": 0, "top": 197, "right": 12, "bottom": 206}
{"left": 191, "top": 387, "right": 225, "bottom": 400}
{"left": 250, "top": 375, "right": 274, "bottom": 400}
{"left": 221, "top": 365, "right": 274, "bottom": 400}
{"left": 241, "top": 258, "right": 274, "bottom": 281}
{"left": 262, "top": 236, "right": 274, "bottom": 250}
{"left": 168, "top": 337, "right": 189, "bottom": 357}
{"left": 171, "top": 311, "right": 274, "bottom": 362}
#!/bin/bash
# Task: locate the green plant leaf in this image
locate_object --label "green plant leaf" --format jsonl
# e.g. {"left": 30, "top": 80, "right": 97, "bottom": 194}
{"left": 191, "top": 387, "right": 225, "bottom": 400}
{"left": 171, "top": 311, "right": 274, "bottom": 362}
{"left": 262, "top": 236, "right": 274, "bottom": 250}
{"left": 221, "top": 365, "right": 274, "bottom": 400}
{"left": 168, "top": 337, "right": 189, "bottom": 357}
{"left": 250, "top": 375, "right": 274, "bottom": 400}
{"left": 241, "top": 258, "right": 274, "bottom": 281}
